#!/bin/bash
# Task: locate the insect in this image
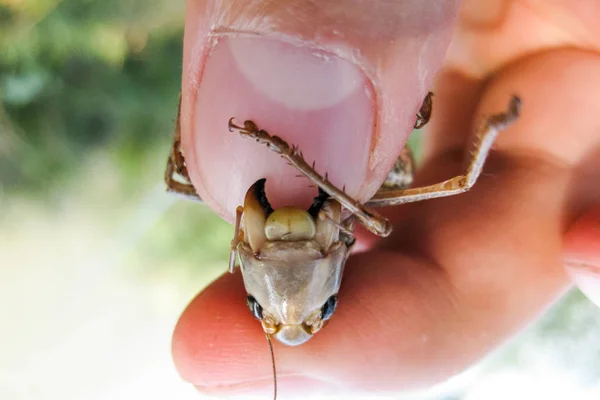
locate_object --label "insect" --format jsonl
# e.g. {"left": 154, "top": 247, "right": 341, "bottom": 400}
{"left": 165, "top": 93, "right": 521, "bottom": 399}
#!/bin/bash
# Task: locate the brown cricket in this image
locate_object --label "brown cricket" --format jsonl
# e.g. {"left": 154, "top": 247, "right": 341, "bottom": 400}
{"left": 166, "top": 93, "right": 521, "bottom": 399}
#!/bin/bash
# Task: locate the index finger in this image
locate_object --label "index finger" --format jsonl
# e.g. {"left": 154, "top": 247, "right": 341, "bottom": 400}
{"left": 172, "top": 51, "right": 600, "bottom": 395}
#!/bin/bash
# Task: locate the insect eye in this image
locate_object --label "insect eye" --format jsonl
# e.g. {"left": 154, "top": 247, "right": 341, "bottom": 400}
{"left": 246, "top": 295, "right": 264, "bottom": 320}
{"left": 321, "top": 295, "right": 338, "bottom": 321}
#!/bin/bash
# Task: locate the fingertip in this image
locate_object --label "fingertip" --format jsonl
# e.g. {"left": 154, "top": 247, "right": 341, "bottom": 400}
{"left": 172, "top": 272, "right": 270, "bottom": 386}
{"left": 171, "top": 272, "right": 344, "bottom": 397}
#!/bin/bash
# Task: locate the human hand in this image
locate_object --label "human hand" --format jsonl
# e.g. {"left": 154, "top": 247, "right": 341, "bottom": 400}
{"left": 172, "top": 0, "right": 600, "bottom": 396}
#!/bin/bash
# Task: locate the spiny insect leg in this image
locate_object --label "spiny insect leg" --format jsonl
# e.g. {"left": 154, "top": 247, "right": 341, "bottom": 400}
{"left": 228, "top": 119, "right": 392, "bottom": 237}
{"left": 367, "top": 96, "right": 521, "bottom": 207}
{"left": 164, "top": 94, "right": 202, "bottom": 202}
{"left": 229, "top": 206, "right": 244, "bottom": 273}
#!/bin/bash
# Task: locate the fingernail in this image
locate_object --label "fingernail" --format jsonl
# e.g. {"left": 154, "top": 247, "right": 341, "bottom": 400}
{"left": 189, "top": 35, "right": 375, "bottom": 220}
{"left": 564, "top": 207, "right": 600, "bottom": 307}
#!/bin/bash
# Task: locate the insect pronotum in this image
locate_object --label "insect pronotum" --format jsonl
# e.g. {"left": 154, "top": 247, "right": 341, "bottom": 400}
{"left": 166, "top": 93, "right": 521, "bottom": 399}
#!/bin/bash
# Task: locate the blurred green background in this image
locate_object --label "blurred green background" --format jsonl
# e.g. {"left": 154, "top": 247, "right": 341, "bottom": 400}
{"left": 0, "top": 1, "right": 232, "bottom": 399}
{"left": 0, "top": 0, "right": 233, "bottom": 273}
{"left": 0, "top": 1, "right": 599, "bottom": 399}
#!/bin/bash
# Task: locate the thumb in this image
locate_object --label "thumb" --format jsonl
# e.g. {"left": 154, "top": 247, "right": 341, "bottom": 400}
{"left": 178, "top": 0, "right": 460, "bottom": 222}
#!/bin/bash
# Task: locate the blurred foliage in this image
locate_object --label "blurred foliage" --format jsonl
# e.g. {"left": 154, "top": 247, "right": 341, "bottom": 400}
{"left": 0, "top": 0, "right": 235, "bottom": 301}
{"left": 0, "top": 0, "right": 186, "bottom": 195}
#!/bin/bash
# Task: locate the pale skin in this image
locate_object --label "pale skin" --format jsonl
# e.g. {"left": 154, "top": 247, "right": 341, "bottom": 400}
{"left": 171, "top": 0, "right": 600, "bottom": 396}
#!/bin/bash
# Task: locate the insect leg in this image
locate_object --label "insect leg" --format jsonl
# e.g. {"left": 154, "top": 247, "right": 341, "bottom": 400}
{"left": 414, "top": 91, "right": 433, "bottom": 129}
{"left": 165, "top": 152, "right": 202, "bottom": 201}
{"left": 229, "top": 206, "right": 244, "bottom": 273}
{"left": 228, "top": 119, "right": 393, "bottom": 237}
{"left": 366, "top": 96, "right": 521, "bottom": 207}
{"left": 164, "top": 94, "right": 203, "bottom": 202}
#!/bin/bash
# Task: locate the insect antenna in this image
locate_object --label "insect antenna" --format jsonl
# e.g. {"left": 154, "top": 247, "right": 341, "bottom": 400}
{"left": 265, "top": 334, "right": 278, "bottom": 400}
